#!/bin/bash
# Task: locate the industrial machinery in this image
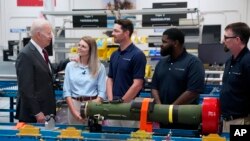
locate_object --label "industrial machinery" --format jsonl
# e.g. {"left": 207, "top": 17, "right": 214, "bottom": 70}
{"left": 0, "top": 80, "right": 227, "bottom": 140}
{"left": 80, "top": 97, "right": 220, "bottom": 135}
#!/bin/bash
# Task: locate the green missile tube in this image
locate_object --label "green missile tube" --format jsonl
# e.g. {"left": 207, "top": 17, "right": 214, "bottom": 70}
{"left": 81, "top": 98, "right": 220, "bottom": 134}
{"left": 82, "top": 101, "right": 202, "bottom": 126}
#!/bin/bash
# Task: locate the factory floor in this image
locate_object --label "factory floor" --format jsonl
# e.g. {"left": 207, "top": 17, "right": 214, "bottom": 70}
{"left": 0, "top": 97, "right": 15, "bottom": 123}
{"left": 0, "top": 96, "right": 68, "bottom": 124}
{"left": 0, "top": 60, "right": 17, "bottom": 123}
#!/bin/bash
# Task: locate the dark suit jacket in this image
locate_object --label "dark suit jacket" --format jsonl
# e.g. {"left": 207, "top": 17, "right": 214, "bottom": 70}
{"left": 15, "top": 41, "right": 69, "bottom": 122}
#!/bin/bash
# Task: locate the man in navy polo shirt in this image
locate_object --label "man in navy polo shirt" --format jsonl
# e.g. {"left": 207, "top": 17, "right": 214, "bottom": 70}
{"left": 107, "top": 19, "right": 146, "bottom": 102}
{"left": 106, "top": 19, "right": 146, "bottom": 127}
{"left": 151, "top": 28, "right": 205, "bottom": 128}
{"left": 220, "top": 22, "right": 250, "bottom": 133}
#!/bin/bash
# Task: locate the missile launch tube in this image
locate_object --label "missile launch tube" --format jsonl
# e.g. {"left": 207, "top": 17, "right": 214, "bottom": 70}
{"left": 82, "top": 102, "right": 202, "bottom": 126}
{"left": 80, "top": 98, "right": 220, "bottom": 134}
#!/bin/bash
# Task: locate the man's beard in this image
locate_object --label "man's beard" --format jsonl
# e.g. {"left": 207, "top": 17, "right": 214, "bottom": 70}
{"left": 160, "top": 45, "right": 173, "bottom": 56}
{"left": 224, "top": 45, "right": 230, "bottom": 52}
{"left": 113, "top": 37, "right": 119, "bottom": 43}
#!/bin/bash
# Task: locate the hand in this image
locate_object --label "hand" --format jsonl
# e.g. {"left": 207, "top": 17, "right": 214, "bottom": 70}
{"left": 35, "top": 112, "right": 46, "bottom": 123}
{"left": 109, "top": 98, "right": 124, "bottom": 103}
{"left": 91, "top": 97, "right": 102, "bottom": 103}
{"left": 69, "top": 56, "right": 79, "bottom": 62}
{"left": 72, "top": 110, "right": 85, "bottom": 122}
{"left": 108, "top": 97, "right": 113, "bottom": 101}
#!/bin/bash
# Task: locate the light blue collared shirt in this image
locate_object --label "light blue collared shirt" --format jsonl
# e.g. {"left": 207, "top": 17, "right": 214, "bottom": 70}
{"left": 63, "top": 61, "right": 106, "bottom": 99}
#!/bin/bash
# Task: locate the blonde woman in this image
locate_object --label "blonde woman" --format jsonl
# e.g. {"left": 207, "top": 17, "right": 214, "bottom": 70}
{"left": 63, "top": 36, "right": 106, "bottom": 124}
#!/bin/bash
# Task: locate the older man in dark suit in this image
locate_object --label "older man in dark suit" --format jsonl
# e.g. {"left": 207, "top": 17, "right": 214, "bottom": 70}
{"left": 15, "top": 18, "right": 68, "bottom": 123}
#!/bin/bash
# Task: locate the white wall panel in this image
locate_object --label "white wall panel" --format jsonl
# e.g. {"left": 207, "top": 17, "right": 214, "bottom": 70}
{"left": 1, "top": 0, "right": 250, "bottom": 58}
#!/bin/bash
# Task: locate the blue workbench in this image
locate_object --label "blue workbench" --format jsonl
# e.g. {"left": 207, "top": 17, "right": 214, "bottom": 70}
{"left": 0, "top": 122, "right": 229, "bottom": 141}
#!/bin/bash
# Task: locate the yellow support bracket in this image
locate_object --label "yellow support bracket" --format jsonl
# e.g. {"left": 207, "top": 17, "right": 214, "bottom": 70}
{"left": 57, "top": 127, "right": 83, "bottom": 139}
{"left": 16, "top": 124, "right": 41, "bottom": 137}
{"left": 70, "top": 47, "right": 78, "bottom": 53}
{"left": 128, "top": 130, "right": 153, "bottom": 141}
{"left": 202, "top": 134, "right": 226, "bottom": 141}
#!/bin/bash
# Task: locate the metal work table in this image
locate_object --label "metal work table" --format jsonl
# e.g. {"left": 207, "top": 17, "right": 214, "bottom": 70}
{"left": 0, "top": 122, "right": 229, "bottom": 141}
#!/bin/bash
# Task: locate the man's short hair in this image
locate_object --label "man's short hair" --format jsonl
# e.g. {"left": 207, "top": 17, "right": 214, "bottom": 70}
{"left": 30, "top": 18, "right": 51, "bottom": 37}
{"left": 225, "top": 22, "right": 250, "bottom": 44}
{"left": 114, "top": 19, "right": 134, "bottom": 37}
{"left": 163, "top": 28, "right": 185, "bottom": 45}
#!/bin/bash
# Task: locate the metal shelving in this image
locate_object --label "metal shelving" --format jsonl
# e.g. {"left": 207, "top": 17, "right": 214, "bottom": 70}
{"left": 42, "top": 8, "right": 201, "bottom": 61}
{"left": 42, "top": 8, "right": 198, "bottom": 16}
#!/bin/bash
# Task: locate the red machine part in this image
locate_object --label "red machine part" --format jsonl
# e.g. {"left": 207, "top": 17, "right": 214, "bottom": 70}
{"left": 202, "top": 98, "right": 220, "bottom": 134}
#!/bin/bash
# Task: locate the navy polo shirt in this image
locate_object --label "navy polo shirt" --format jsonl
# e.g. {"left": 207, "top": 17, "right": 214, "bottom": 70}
{"left": 220, "top": 47, "right": 250, "bottom": 117}
{"left": 108, "top": 43, "right": 146, "bottom": 98}
{"left": 151, "top": 50, "right": 205, "bottom": 104}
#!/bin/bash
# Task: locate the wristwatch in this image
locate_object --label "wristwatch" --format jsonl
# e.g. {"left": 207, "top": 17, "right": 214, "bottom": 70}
{"left": 119, "top": 98, "right": 124, "bottom": 103}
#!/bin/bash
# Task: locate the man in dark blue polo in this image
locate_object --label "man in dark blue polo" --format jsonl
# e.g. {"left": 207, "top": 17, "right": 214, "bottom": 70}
{"left": 220, "top": 22, "right": 250, "bottom": 133}
{"left": 151, "top": 28, "right": 205, "bottom": 128}
{"left": 106, "top": 19, "right": 146, "bottom": 127}
{"left": 107, "top": 19, "right": 146, "bottom": 102}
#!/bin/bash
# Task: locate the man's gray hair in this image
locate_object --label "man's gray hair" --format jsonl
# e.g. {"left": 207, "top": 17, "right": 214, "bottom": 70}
{"left": 30, "top": 18, "right": 51, "bottom": 36}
